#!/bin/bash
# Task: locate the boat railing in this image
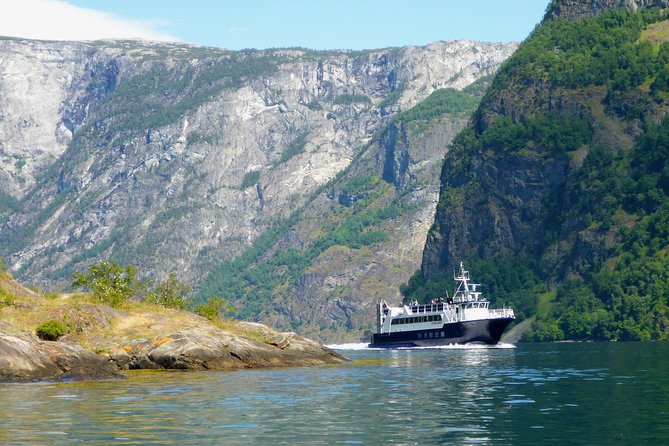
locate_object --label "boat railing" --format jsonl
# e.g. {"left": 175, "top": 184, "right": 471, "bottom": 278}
{"left": 489, "top": 308, "right": 515, "bottom": 319}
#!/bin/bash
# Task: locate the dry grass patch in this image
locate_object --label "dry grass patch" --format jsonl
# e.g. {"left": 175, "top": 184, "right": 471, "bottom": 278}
{"left": 0, "top": 272, "right": 292, "bottom": 353}
{"left": 641, "top": 20, "right": 669, "bottom": 44}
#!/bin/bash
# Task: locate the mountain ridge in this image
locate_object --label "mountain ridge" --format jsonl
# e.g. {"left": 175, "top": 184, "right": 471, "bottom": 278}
{"left": 0, "top": 36, "right": 516, "bottom": 341}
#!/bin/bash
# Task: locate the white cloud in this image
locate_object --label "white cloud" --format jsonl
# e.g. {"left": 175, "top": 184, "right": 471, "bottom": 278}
{"left": 228, "top": 26, "right": 251, "bottom": 34}
{"left": 0, "top": 0, "right": 180, "bottom": 42}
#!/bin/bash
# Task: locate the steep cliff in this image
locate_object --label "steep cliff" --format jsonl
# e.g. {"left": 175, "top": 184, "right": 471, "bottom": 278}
{"left": 0, "top": 37, "right": 516, "bottom": 340}
{"left": 418, "top": 0, "right": 669, "bottom": 340}
{"left": 546, "top": 0, "right": 669, "bottom": 19}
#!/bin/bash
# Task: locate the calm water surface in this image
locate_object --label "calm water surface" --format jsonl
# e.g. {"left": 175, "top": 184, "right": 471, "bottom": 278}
{"left": 1, "top": 342, "right": 668, "bottom": 445}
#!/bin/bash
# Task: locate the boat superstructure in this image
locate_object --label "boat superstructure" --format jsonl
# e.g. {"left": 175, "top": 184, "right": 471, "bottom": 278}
{"left": 369, "top": 262, "right": 515, "bottom": 348}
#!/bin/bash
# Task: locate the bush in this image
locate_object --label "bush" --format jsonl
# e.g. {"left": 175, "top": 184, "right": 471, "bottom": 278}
{"left": 0, "top": 288, "right": 14, "bottom": 307}
{"left": 195, "top": 297, "right": 233, "bottom": 321}
{"left": 332, "top": 93, "right": 372, "bottom": 106}
{"left": 36, "top": 321, "right": 67, "bottom": 341}
{"left": 241, "top": 170, "right": 261, "bottom": 189}
{"left": 72, "top": 261, "right": 141, "bottom": 308}
{"left": 305, "top": 100, "right": 323, "bottom": 111}
{"left": 144, "top": 273, "right": 191, "bottom": 309}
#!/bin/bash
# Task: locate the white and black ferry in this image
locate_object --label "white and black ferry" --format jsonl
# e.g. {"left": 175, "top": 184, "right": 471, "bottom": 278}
{"left": 369, "top": 262, "right": 515, "bottom": 348}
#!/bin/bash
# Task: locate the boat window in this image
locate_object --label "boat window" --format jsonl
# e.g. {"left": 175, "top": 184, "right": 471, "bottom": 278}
{"left": 440, "top": 332, "right": 445, "bottom": 337}
{"left": 418, "top": 333, "right": 422, "bottom": 339}
{"left": 429, "top": 332, "right": 434, "bottom": 338}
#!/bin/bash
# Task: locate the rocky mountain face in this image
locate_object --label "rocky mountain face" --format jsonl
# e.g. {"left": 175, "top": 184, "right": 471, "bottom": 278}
{"left": 547, "top": 0, "right": 669, "bottom": 19}
{"left": 0, "top": 37, "right": 516, "bottom": 340}
{"left": 418, "top": 0, "right": 669, "bottom": 340}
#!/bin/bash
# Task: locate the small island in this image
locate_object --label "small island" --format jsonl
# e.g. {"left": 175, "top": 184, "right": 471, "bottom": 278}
{"left": 0, "top": 262, "right": 346, "bottom": 383}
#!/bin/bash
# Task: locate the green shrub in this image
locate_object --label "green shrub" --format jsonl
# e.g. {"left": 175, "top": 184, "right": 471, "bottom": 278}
{"left": 241, "top": 170, "right": 261, "bottom": 189}
{"left": 72, "top": 261, "right": 141, "bottom": 308}
{"left": 332, "top": 93, "right": 372, "bottom": 106}
{"left": 305, "top": 100, "right": 323, "bottom": 111}
{"left": 144, "top": 273, "right": 191, "bottom": 309}
{"left": 194, "top": 297, "right": 233, "bottom": 321}
{"left": 36, "top": 321, "right": 67, "bottom": 341}
{"left": 0, "top": 288, "right": 14, "bottom": 307}
{"left": 277, "top": 133, "right": 308, "bottom": 165}
{"left": 340, "top": 175, "right": 379, "bottom": 195}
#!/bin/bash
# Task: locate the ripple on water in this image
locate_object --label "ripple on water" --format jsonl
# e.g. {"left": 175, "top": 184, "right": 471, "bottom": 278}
{"left": 51, "top": 394, "right": 79, "bottom": 400}
{"left": 1, "top": 343, "right": 666, "bottom": 445}
{"left": 212, "top": 423, "right": 260, "bottom": 429}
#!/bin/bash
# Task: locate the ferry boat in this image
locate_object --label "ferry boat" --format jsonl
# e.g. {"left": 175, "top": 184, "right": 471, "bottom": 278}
{"left": 369, "top": 262, "right": 515, "bottom": 348}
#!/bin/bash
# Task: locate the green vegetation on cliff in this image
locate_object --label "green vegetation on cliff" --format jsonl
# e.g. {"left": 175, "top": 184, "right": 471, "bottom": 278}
{"left": 199, "top": 179, "right": 410, "bottom": 319}
{"left": 414, "top": 5, "right": 669, "bottom": 341}
{"left": 196, "top": 71, "right": 493, "bottom": 334}
{"left": 394, "top": 87, "right": 479, "bottom": 132}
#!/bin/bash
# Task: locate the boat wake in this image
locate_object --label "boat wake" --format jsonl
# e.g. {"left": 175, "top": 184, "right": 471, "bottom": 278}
{"left": 326, "top": 342, "right": 516, "bottom": 351}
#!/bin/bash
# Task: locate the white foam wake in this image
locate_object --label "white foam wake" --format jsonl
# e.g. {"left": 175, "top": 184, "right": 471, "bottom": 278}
{"left": 326, "top": 342, "right": 516, "bottom": 350}
{"left": 325, "top": 343, "right": 371, "bottom": 350}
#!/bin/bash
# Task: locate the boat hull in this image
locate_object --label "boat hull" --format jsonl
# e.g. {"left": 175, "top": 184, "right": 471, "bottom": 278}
{"left": 369, "top": 317, "right": 514, "bottom": 348}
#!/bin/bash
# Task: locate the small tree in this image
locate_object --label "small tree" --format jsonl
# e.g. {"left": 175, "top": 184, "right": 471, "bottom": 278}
{"left": 195, "top": 297, "right": 233, "bottom": 321}
{"left": 144, "top": 273, "right": 191, "bottom": 309}
{"left": 72, "top": 261, "right": 141, "bottom": 308}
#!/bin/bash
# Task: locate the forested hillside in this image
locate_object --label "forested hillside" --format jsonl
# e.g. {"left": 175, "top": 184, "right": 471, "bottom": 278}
{"left": 412, "top": 1, "right": 669, "bottom": 341}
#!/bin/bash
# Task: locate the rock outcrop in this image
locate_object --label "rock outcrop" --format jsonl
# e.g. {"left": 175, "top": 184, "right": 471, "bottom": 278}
{"left": 0, "top": 333, "right": 123, "bottom": 382}
{"left": 547, "top": 0, "right": 669, "bottom": 19}
{"left": 112, "top": 325, "right": 345, "bottom": 371}
{"left": 0, "top": 273, "right": 346, "bottom": 382}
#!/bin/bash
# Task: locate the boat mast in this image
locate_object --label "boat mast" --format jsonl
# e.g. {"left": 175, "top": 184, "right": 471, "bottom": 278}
{"left": 453, "top": 261, "right": 470, "bottom": 302}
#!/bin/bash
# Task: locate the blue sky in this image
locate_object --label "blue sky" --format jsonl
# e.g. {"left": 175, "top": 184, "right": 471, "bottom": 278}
{"left": 2, "top": 0, "right": 549, "bottom": 50}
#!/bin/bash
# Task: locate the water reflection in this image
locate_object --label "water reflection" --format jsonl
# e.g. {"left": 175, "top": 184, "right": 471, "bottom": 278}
{"left": 1, "top": 343, "right": 668, "bottom": 445}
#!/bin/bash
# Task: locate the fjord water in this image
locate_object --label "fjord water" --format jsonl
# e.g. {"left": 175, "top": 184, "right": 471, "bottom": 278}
{"left": 1, "top": 343, "right": 668, "bottom": 445}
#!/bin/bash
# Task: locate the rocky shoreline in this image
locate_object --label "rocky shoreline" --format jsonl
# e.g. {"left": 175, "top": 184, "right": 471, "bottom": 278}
{"left": 0, "top": 275, "right": 347, "bottom": 383}
{"left": 0, "top": 325, "right": 347, "bottom": 383}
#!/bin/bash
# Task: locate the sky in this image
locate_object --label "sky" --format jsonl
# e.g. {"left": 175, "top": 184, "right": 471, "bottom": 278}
{"left": 0, "top": 0, "right": 550, "bottom": 50}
